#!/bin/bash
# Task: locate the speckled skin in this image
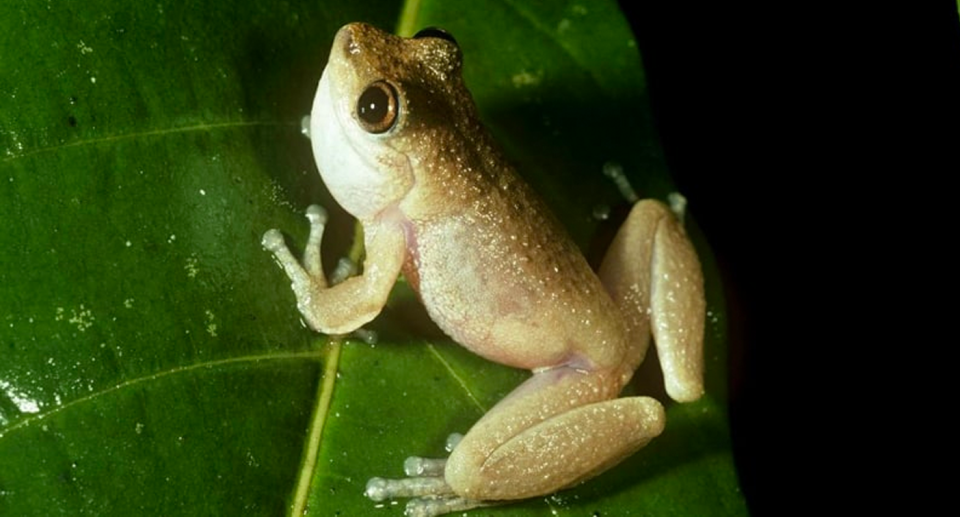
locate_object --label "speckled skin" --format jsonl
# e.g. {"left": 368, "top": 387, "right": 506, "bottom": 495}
{"left": 263, "top": 23, "right": 705, "bottom": 516}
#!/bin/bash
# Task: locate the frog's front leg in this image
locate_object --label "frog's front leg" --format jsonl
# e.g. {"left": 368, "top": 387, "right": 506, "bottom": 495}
{"left": 262, "top": 205, "right": 406, "bottom": 334}
{"left": 366, "top": 366, "right": 665, "bottom": 516}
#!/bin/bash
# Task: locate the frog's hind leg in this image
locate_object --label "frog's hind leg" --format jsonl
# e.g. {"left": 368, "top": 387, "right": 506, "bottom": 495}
{"left": 444, "top": 367, "right": 664, "bottom": 499}
{"left": 598, "top": 197, "right": 705, "bottom": 402}
{"left": 366, "top": 367, "right": 666, "bottom": 514}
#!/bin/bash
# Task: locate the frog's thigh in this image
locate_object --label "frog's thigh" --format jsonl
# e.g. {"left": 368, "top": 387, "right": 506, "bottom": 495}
{"left": 599, "top": 199, "right": 705, "bottom": 402}
{"left": 443, "top": 368, "right": 664, "bottom": 501}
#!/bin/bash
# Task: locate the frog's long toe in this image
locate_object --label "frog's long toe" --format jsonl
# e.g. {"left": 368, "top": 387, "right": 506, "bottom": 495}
{"left": 364, "top": 475, "right": 453, "bottom": 501}
{"left": 404, "top": 456, "right": 446, "bottom": 476}
{"left": 303, "top": 204, "right": 328, "bottom": 277}
{"left": 405, "top": 496, "right": 493, "bottom": 517}
{"left": 305, "top": 204, "right": 328, "bottom": 226}
{"left": 260, "top": 228, "right": 286, "bottom": 252}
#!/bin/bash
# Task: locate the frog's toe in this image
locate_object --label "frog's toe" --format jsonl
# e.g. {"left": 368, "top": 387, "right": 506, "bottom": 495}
{"left": 261, "top": 229, "right": 286, "bottom": 252}
{"left": 404, "top": 456, "right": 446, "bottom": 476}
{"left": 300, "top": 115, "right": 311, "bottom": 138}
{"left": 329, "top": 256, "right": 358, "bottom": 285}
{"left": 301, "top": 204, "right": 329, "bottom": 277}
{"left": 363, "top": 477, "right": 391, "bottom": 502}
{"left": 305, "top": 204, "right": 327, "bottom": 225}
{"left": 667, "top": 192, "right": 688, "bottom": 222}
{"left": 405, "top": 496, "right": 493, "bottom": 517}
{"left": 444, "top": 433, "right": 463, "bottom": 452}
{"left": 364, "top": 475, "right": 453, "bottom": 501}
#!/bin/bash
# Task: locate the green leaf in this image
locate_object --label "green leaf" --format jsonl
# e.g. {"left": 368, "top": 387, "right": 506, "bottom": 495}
{"left": 0, "top": 1, "right": 746, "bottom": 516}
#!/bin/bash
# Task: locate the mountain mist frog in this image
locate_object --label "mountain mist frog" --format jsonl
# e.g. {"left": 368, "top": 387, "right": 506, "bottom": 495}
{"left": 262, "top": 22, "right": 705, "bottom": 517}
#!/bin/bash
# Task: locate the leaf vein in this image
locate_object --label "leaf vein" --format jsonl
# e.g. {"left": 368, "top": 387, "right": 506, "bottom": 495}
{"left": 1, "top": 120, "right": 291, "bottom": 164}
{"left": 0, "top": 349, "right": 323, "bottom": 439}
{"left": 425, "top": 343, "right": 486, "bottom": 414}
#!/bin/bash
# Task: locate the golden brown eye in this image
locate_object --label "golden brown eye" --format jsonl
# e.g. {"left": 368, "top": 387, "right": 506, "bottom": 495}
{"left": 356, "top": 81, "right": 398, "bottom": 134}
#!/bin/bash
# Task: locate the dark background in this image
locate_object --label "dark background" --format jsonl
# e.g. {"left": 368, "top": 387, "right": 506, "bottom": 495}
{"left": 620, "top": 1, "right": 960, "bottom": 512}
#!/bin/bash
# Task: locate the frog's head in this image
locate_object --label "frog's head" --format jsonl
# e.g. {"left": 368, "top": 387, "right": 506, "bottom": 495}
{"left": 310, "top": 22, "right": 471, "bottom": 221}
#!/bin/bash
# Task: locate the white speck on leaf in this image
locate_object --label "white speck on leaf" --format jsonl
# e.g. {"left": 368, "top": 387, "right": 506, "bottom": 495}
{"left": 511, "top": 69, "right": 543, "bottom": 88}
{"left": 185, "top": 255, "right": 199, "bottom": 278}
{"left": 205, "top": 309, "right": 218, "bottom": 337}
{"left": 0, "top": 380, "right": 41, "bottom": 414}
{"left": 67, "top": 304, "right": 94, "bottom": 332}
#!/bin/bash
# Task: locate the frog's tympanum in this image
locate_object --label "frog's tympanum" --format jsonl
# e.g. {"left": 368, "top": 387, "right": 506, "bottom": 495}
{"left": 263, "top": 22, "right": 705, "bottom": 517}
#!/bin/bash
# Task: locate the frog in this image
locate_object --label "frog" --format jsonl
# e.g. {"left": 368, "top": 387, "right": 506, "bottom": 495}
{"left": 262, "top": 22, "right": 705, "bottom": 517}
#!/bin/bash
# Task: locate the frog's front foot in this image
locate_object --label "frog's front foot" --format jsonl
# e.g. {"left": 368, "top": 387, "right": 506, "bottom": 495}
{"left": 263, "top": 204, "right": 330, "bottom": 289}
{"left": 263, "top": 205, "right": 342, "bottom": 332}
{"left": 265, "top": 203, "right": 405, "bottom": 334}
{"left": 365, "top": 435, "right": 495, "bottom": 517}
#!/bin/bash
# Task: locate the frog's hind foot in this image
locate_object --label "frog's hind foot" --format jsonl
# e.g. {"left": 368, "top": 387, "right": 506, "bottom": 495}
{"left": 365, "top": 455, "right": 497, "bottom": 517}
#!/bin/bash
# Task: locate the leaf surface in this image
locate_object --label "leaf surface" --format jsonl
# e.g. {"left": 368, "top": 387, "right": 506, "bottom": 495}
{"left": 0, "top": 1, "right": 746, "bottom": 515}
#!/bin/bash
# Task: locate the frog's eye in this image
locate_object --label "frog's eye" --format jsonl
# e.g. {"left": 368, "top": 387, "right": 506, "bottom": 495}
{"left": 413, "top": 27, "right": 457, "bottom": 46}
{"left": 356, "top": 80, "right": 399, "bottom": 134}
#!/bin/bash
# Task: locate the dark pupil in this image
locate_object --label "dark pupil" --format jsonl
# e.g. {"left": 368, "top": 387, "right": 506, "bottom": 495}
{"left": 358, "top": 86, "right": 389, "bottom": 124}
